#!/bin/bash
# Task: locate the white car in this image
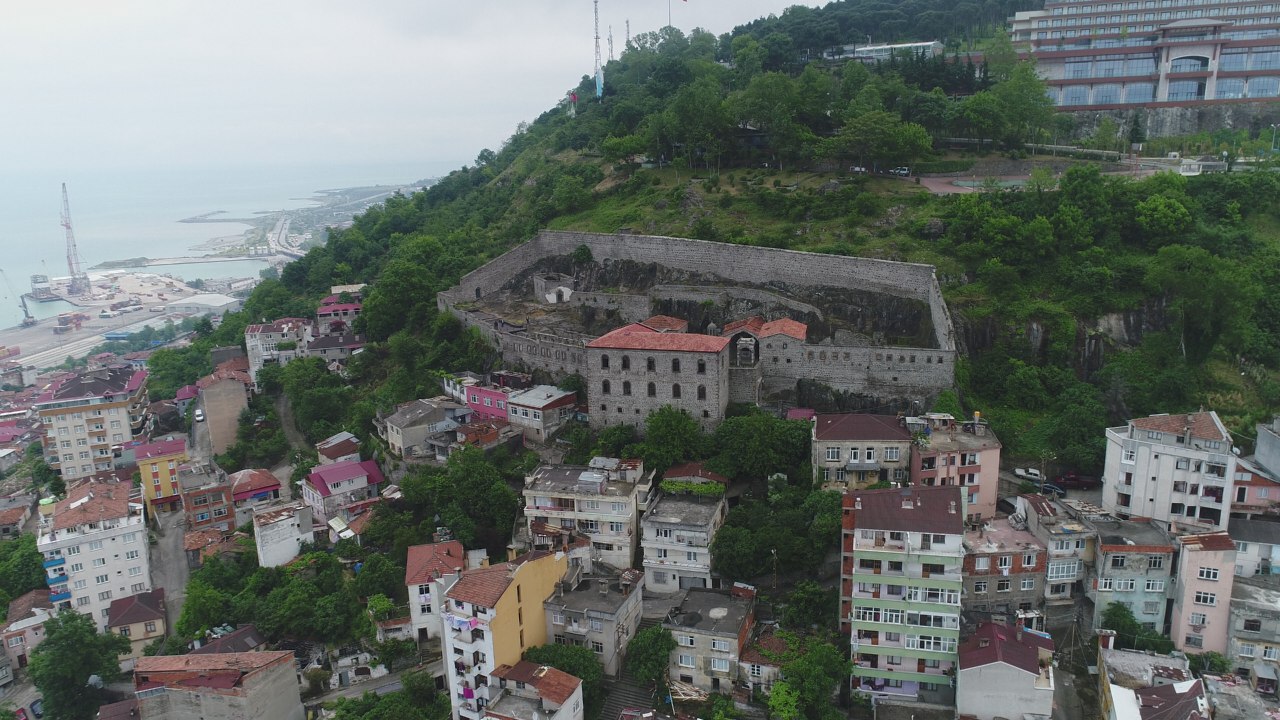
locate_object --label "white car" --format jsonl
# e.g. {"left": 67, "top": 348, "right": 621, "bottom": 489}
{"left": 194, "top": 409, "right": 205, "bottom": 422}
{"left": 1014, "top": 468, "right": 1043, "bottom": 481}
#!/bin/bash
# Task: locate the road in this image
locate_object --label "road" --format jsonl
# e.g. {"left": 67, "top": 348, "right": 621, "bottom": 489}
{"left": 151, "top": 502, "right": 191, "bottom": 632}
{"left": 312, "top": 659, "right": 442, "bottom": 704}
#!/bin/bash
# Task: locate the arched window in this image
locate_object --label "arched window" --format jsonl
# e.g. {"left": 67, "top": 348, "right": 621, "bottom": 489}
{"left": 697, "top": 359, "right": 706, "bottom": 374}
{"left": 672, "top": 384, "right": 682, "bottom": 399}
{"left": 672, "top": 359, "right": 681, "bottom": 373}
{"left": 647, "top": 382, "right": 656, "bottom": 397}
{"left": 646, "top": 357, "right": 656, "bottom": 372}
{"left": 600, "top": 354, "right": 610, "bottom": 370}
{"left": 621, "top": 355, "right": 631, "bottom": 370}
{"left": 601, "top": 380, "right": 611, "bottom": 395}
{"left": 697, "top": 385, "right": 706, "bottom": 400}
{"left": 623, "top": 381, "right": 632, "bottom": 396}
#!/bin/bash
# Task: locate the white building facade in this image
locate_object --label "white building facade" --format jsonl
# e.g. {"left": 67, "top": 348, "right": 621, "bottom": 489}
{"left": 640, "top": 493, "right": 727, "bottom": 592}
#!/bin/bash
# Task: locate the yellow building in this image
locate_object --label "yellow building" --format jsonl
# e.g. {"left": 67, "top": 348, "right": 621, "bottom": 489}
{"left": 442, "top": 550, "right": 569, "bottom": 720}
{"left": 134, "top": 438, "right": 188, "bottom": 513}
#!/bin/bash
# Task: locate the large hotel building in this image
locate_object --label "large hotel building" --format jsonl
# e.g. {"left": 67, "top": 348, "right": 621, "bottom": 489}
{"left": 1011, "top": 0, "right": 1280, "bottom": 107}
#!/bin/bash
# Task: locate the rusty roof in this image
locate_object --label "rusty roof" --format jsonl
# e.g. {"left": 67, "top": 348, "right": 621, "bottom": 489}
{"left": 6, "top": 588, "right": 53, "bottom": 624}
{"left": 640, "top": 315, "right": 689, "bottom": 333}
{"left": 664, "top": 461, "right": 729, "bottom": 484}
{"left": 446, "top": 563, "right": 515, "bottom": 608}
{"left": 135, "top": 650, "right": 292, "bottom": 676}
{"left": 959, "top": 622, "right": 1054, "bottom": 675}
{"left": 108, "top": 588, "right": 166, "bottom": 628}
{"left": 492, "top": 661, "right": 581, "bottom": 705}
{"left": 405, "top": 541, "right": 466, "bottom": 586}
{"left": 845, "top": 485, "right": 965, "bottom": 535}
{"left": 814, "top": 413, "right": 911, "bottom": 442}
{"left": 1178, "top": 531, "right": 1236, "bottom": 553}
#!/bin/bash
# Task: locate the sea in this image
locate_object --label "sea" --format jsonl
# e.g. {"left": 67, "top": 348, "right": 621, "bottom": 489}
{"left": 0, "top": 160, "right": 462, "bottom": 329}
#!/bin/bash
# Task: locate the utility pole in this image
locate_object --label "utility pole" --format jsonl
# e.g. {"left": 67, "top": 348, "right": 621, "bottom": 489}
{"left": 593, "top": 0, "right": 603, "bottom": 98}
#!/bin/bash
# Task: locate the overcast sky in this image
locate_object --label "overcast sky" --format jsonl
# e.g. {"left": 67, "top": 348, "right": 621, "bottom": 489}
{"left": 0, "top": 1, "right": 817, "bottom": 174}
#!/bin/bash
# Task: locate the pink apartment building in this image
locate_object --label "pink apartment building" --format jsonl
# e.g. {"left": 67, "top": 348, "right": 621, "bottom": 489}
{"left": 1231, "top": 456, "right": 1280, "bottom": 520}
{"left": 463, "top": 384, "right": 517, "bottom": 421}
{"left": 910, "top": 413, "right": 1003, "bottom": 522}
{"left": 1170, "top": 531, "right": 1236, "bottom": 655}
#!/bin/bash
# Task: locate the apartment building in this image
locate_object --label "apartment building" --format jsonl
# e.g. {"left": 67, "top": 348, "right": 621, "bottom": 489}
{"left": 178, "top": 462, "right": 233, "bottom": 533}
{"left": 811, "top": 413, "right": 913, "bottom": 489}
{"left": 1227, "top": 575, "right": 1280, "bottom": 691}
{"left": 664, "top": 586, "right": 756, "bottom": 694}
{"left": 1102, "top": 411, "right": 1237, "bottom": 531}
{"left": 487, "top": 661, "right": 584, "bottom": 720}
{"left": 1229, "top": 456, "right": 1280, "bottom": 521}
{"left": 301, "top": 459, "right": 384, "bottom": 524}
{"left": 506, "top": 386, "right": 578, "bottom": 442}
{"left": 2, "top": 589, "right": 54, "bottom": 669}
{"left": 442, "top": 550, "right": 569, "bottom": 720}
{"left": 405, "top": 540, "right": 466, "bottom": 644}
{"left": 1013, "top": 495, "right": 1097, "bottom": 613}
{"left": 253, "top": 502, "right": 313, "bottom": 568}
{"left": 34, "top": 365, "right": 150, "bottom": 482}
{"left": 640, "top": 493, "right": 728, "bottom": 592}
{"left": 1084, "top": 518, "right": 1174, "bottom": 631}
{"left": 1010, "top": 0, "right": 1280, "bottom": 108}
{"left": 962, "top": 518, "right": 1048, "bottom": 620}
{"left": 523, "top": 458, "right": 656, "bottom": 569}
{"left": 133, "top": 437, "right": 188, "bottom": 514}
{"left": 37, "top": 479, "right": 150, "bottom": 629}
{"left": 1229, "top": 518, "right": 1280, "bottom": 577}
{"left": 842, "top": 485, "right": 965, "bottom": 704}
{"left": 1096, "top": 632, "right": 1203, "bottom": 720}
{"left": 107, "top": 588, "right": 166, "bottom": 671}
{"left": 544, "top": 568, "right": 644, "bottom": 676}
{"left": 1171, "top": 531, "right": 1237, "bottom": 654}
{"left": 244, "top": 317, "right": 311, "bottom": 388}
{"left": 133, "top": 651, "right": 304, "bottom": 720}
{"left": 229, "top": 468, "right": 281, "bottom": 526}
{"left": 316, "top": 431, "right": 361, "bottom": 465}
{"left": 910, "top": 413, "right": 1002, "bottom": 522}
{"left": 956, "top": 623, "right": 1055, "bottom": 720}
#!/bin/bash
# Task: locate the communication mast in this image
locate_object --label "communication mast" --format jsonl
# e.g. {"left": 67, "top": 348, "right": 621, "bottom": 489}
{"left": 593, "top": 0, "right": 603, "bottom": 98}
{"left": 61, "top": 183, "right": 90, "bottom": 295}
{"left": 608, "top": 25, "right": 614, "bottom": 62}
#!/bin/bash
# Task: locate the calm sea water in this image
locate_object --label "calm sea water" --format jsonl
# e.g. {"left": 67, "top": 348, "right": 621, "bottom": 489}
{"left": 0, "top": 160, "right": 462, "bottom": 328}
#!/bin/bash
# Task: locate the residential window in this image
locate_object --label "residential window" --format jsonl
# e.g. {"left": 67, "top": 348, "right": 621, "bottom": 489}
{"left": 750, "top": 664, "right": 762, "bottom": 677}
{"left": 1023, "top": 553, "right": 1036, "bottom": 567}
{"left": 997, "top": 580, "right": 1011, "bottom": 592}
{"left": 601, "top": 355, "right": 610, "bottom": 369}
{"left": 697, "top": 385, "right": 706, "bottom": 400}
{"left": 1147, "top": 555, "right": 1164, "bottom": 569}
{"left": 1111, "top": 555, "right": 1127, "bottom": 568}
{"left": 647, "top": 383, "right": 656, "bottom": 397}
{"left": 711, "top": 638, "right": 730, "bottom": 651}
{"left": 1099, "top": 578, "right": 1114, "bottom": 591}
{"left": 1123, "top": 449, "right": 1136, "bottom": 463}
{"left": 711, "top": 658, "right": 730, "bottom": 672}
{"left": 672, "top": 359, "right": 681, "bottom": 373}
{"left": 119, "top": 626, "right": 130, "bottom": 637}
{"left": 590, "top": 619, "right": 603, "bottom": 632}
{"left": 592, "top": 641, "right": 604, "bottom": 654}
{"left": 678, "top": 654, "right": 695, "bottom": 668}
{"left": 826, "top": 447, "right": 840, "bottom": 461}
{"left": 1245, "top": 619, "right": 1262, "bottom": 632}
{"left": 998, "top": 556, "right": 1012, "bottom": 569}
{"left": 601, "top": 380, "right": 611, "bottom": 395}
{"left": 884, "top": 447, "right": 900, "bottom": 461}
{"left": 974, "top": 581, "right": 988, "bottom": 593}
{"left": 1048, "top": 560, "right": 1079, "bottom": 580}
{"left": 1193, "top": 591, "right": 1216, "bottom": 606}
{"left": 646, "top": 357, "right": 656, "bottom": 372}
{"left": 95, "top": 574, "right": 109, "bottom": 584}
{"left": 1265, "top": 647, "right": 1279, "bottom": 661}
{"left": 1239, "top": 643, "right": 1256, "bottom": 657}
{"left": 98, "top": 591, "right": 112, "bottom": 601}
{"left": 93, "top": 558, "right": 105, "bottom": 567}
{"left": 678, "top": 635, "right": 695, "bottom": 647}
{"left": 672, "top": 384, "right": 681, "bottom": 399}
{"left": 1116, "top": 579, "right": 1135, "bottom": 591}
{"left": 1197, "top": 567, "right": 1219, "bottom": 581}
{"left": 1022, "top": 578, "right": 1035, "bottom": 591}
{"left": 126, "top": 550, "right": 139, "bottom": 560}
{"left": 975, "top": 557, "right": 990, "bottom": 571}
{"left": 686, "top": 551, "right": 698, "bottom": 562}
{"left": 552, "top": 612, "right": 565, "bottom": 625}
{"left": 1146, "top": 580, "right": 1165, "bottom": 592}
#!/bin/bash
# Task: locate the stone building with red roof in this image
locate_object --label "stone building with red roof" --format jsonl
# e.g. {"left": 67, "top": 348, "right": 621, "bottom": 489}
{"left": 133, "top": 650, "right": 303, "bottom": 720}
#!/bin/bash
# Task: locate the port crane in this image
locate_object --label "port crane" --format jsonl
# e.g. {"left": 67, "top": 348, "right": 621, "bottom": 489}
{"left": 61, "top": 183, "right": 91, "bottom": 295}
{"left": 0, "top": 269, "right": 37, "bottom": 327}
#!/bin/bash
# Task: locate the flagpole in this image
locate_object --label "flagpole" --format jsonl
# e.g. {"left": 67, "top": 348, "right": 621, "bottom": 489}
{"left": 668, "top": 0, "right": 672, "bottom": 28}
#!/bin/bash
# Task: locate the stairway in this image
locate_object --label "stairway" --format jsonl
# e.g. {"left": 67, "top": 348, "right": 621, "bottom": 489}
{"left": 600, "top": 618, "right": 664, "bottom": 720}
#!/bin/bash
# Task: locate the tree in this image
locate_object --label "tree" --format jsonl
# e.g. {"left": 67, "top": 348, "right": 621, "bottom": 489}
{"left": 29, "top": 610, "right": 131, "bottom": 720}
{"left": 767, "top": 681, "right": 802, "bottom": 720}
{"left": 710, "top": 525, "right": 760, "bottom": 583}
{"left": 374, "top": 637, "right": 417, "bottom": 672}
{"left": 524, "top": 644, "right": 605, "bottom": 719}
{"left": 1099, "top": 602, "right": 1173, "bottom": 654}
{"left": 355, "top": 554, "right": 406, "bottom": 602}
{"left": 0, "top": 534, "right": 48, "bottom": 601}
{"left": 641, "top": 406, "right": 705, "bottom": 475}
{"left": 780, "top": 580, "right": 837, "bottom": 631}
{"left": 709, "top": 413, "right": 810, "bottom": 481}
{"left": 175, "top": 579, "right": 231, "bottom": 639}
{"left": 780, "top": 639, "right": 850, "bottom": 720}
{"left": 626, "top": 626, "right": 677, "bottom": 689}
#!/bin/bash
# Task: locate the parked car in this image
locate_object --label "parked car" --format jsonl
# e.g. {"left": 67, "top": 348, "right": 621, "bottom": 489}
{"left": 194, "top": 409, "right": 205, "bottom": 422}
{"left": 30, "top": 699, "right": 43, "bottom": 718}
{"left": 1014, "top": 467, "right": 1044, "bottom": 482}
{"left": 1054, "top": 472, "right": 1101, "bottom": 490}
{"left": 849, "top": 165, "right": 867, "bottom": 174}
{"left": 1040, "top": 483, "right": 1066, "bottom": 498}
{"left": 890, "top": 166, "right": 911, "bottom": 176}
{"left": 16, "top": 708, "right": 28, "bottom": 720}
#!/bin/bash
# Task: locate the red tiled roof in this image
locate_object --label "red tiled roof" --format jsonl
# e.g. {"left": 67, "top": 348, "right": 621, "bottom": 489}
{"left": 217, "top": 357, "right": 250, "bottom": 373}
{"left": 0, "top": 506, "right": 27, "bottom": 526}
{"left": 664, "top": 461, "right": 728, "bottom": 484}
{"left": 588, "top": 324, "right": 729, "bottom": 353}
{"left": 184, "top": 528, "right": 227, "bottom": 552}
{"left": 959, "top": 622, "right": 1054, "bottom": 675}
{"left": 6, "top": 588, "right": 53, "bottom": 624}
{"left": 1130, "top": 412, "right": 1228, "bottom": 444}
{"left": 135, "top": 650, "right": 292, "bottom": 675}
{"left": 134, "top": 438, "right": 187, "bottom": 461}
{"left": 52, "top": 480, "right": 133, "bottom": 532}
{"left": 197, "top": 368, "right": 252, "bottom": 390}
{"left": 723, "top": 316, "right": 765, "bottom": 336}
{"left": 759, "top": 318, "right": 807, "bottom": 340}
{"left": 347, "top": 511, "right": 376, "bottom": 535}
{"left": 244, "top": 318, "right": 310, "bottom": 335}
{"left": 845, "top": 485, "right": 965, "bottom": 535}
{"left": 740, "top": 626, "right": 790, "bottom": 666}
{"left": 108, "top": 588, "right": 166, "bottom": 628}
{"left": 318, "top": 303, "right": 362, "bottom": 315}
{"left": 229, "top": 469, "right": 279, "bottom": 498}
{"left": 187, "top": 625, "right": 267, "bottom": 655}
{"left": 405, "top": 541, "right": 466, "bottom": 585}
{"left": 640, "top": 315, "right": 689, "bottom": 333}
{"left": 786, "top": 408, "right": 815, "bottom": 421}
{"left": 814, "top": 413, "right": 911, "bottom": 442}
{"left": 96, "top": 699, "right": 139, "bottom": 720}
{"left": 1135, "top": 679, "right": 1207, "bottom": 720}
{"left": 446, "top": 563, "right": 514, "bottom": 608}
{"left": 492, "top": 661, "right": 582, "bottom": 705}
{"left": 307, "top": 459, "right": 384, "bottom": 497}
{"left": 174, "top": 384, "right": 199, "bottom": 402}
{"left": 1019, "top": 494, "right": 1059, "bottom": 518}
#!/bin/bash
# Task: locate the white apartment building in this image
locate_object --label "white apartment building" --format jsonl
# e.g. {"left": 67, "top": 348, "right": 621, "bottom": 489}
{"left": 404, "top": 540, "right": 465, "bottom": 644}
{"left": 523, "top": 458, "right": 656, "bottom": 568}
{"left": 640, "top": 493, "right": 728, "bottom": 592}
{"left": 1103, "top": 411, "right": 1237, "bottom": 531}
{"left": 37, "top": 479, "right": 151, "bottom": 630}
{"left": 244, "top": 317, "right": 312, "bottom": 388}
{"left": 253, "top": 502, "right": 313, "bottom": 568}
{"left": 34, "top": 366, "right": 150, "bottom": 482}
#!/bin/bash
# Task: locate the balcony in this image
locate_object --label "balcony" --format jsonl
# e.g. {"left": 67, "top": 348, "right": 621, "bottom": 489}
{"left": 42, "top": 556, "right": 65, "bottom": 569}
{"left": 46, "top": 573, "right": 68, "bottom": 587}
{"left": 49, "top": 590, "right": 71, "bottom": 603}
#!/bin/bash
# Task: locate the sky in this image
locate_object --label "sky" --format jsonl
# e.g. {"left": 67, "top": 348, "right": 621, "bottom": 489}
{"left": 0, "top": 1, "right": 819, "bottom": 175}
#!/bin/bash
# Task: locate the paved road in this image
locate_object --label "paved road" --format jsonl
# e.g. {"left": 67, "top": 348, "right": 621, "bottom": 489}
{"left": 151, "top": 508, "right": 190, "bottom": 638}
{"left": 312, "top": 659, "right": 442, "bottom": 704}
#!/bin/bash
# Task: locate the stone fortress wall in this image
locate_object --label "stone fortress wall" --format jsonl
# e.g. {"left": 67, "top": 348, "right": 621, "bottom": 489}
{"left": 438, "top": 231, "right": 957, "bottom": 408}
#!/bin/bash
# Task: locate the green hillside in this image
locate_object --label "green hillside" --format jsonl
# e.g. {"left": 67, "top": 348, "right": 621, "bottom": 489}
{"left": 155, "top": 4, "right": 1280, "bottom": 472}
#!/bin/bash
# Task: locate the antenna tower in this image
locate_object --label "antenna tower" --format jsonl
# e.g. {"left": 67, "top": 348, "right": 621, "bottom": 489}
{"left": 626, "top": 20, "right": 630, "bottom": 49}
{"left": 61, "top": 183, "right": 91, "bottom": 295}
{"left": 593, "top": 0, "right": 604, "bottom": 98}
{"left": 608, "top": 25, "right": 614, "bottom": 61}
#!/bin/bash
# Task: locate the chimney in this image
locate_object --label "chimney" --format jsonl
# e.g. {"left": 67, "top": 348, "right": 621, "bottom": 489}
{"left": 1098, "top": 629, "right": 1117, "bottom": 650}
{"left": 854, "top": 497, "right": 862, "bottom": 510}
{"left": 949, "top": 500, "right": 957, "bottom": 515}
{"left": 598, "top": 578, "right": 609, "bottom": 595}
{"left": 1016, "top": 618, "right": 1024, "bottom": 643}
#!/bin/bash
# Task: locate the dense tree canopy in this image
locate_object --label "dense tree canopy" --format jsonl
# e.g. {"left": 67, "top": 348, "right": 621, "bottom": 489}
{"left": 29, "top": 610, "right": 131, "bottom": 720}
